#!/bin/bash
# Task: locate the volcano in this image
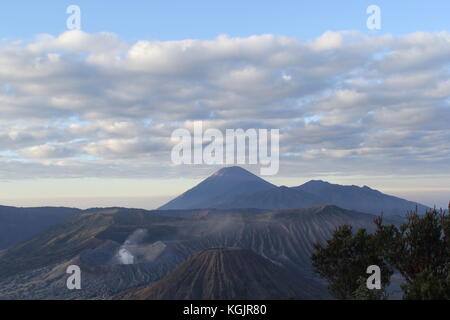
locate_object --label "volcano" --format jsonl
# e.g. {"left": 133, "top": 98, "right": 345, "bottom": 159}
{"left": 159, "top": 167, "right": 429, "bottom": 216}
{"left": 119, "top": 248, "right": 327, "bottom": 300}
{"left": 159, "top": 166, "right": 275, "bottom": 210}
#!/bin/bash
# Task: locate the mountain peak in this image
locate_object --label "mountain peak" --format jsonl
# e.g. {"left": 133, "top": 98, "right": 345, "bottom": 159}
{"left": 202, "top": 166, "right": 275, "bottom": 186}
{"left": 210, "top": 166, "right": 257, "bottom": 178}
{"left": 304, "top": 180, "right": 330, "bottom": 185}
{"left": 158, "top": 166, "right": 275, "bottom": 210}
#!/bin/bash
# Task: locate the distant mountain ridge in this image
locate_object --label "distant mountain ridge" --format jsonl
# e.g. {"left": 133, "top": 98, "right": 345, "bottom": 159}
{"left": 159, "top": 167, "right": 430, "bottom": 215}
{"left": 0, "top": 206, "right": 81, "bottom": 250}
{"left": 294, "top": 180, "right": 429, "bottom": 216}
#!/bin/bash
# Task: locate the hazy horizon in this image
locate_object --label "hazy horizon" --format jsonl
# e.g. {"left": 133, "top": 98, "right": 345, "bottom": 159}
{"left": 1, "top": 167, "right": 448, "bottom": 209}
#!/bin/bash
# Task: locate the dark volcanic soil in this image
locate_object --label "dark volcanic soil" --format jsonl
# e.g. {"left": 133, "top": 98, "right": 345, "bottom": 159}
{"left": 120, "top": 248, "right": 327, "bottom": 300}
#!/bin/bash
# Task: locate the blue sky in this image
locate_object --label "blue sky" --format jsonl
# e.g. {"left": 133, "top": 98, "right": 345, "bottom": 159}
{"left": 0, "top": 1, "right": 449, "bottom": 209}
{"left": 1, "top": 1, "right": 449, "bottom": 41}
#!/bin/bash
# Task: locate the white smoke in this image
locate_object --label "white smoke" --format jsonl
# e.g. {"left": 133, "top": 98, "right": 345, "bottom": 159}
{"left": 115, "top": 229, "right": 148, "bottom": 265}
{"left": 113, "top": 228, "right": 170, "bottom": 265}
{"left": 116, "top": 248, "right": 134, "bottom": 265}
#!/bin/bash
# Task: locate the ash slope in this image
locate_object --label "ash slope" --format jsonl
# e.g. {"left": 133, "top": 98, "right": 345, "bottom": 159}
{"left": 120, "top": 248, "right": 326, "bottom": 300}
{"left": 0, "top": 206, "right": 401, "bottom": 299}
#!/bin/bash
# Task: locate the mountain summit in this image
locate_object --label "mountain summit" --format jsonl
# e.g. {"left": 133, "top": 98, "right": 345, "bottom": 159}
{"left": 159, "top": 166, "right": 429, "bottom": 215}
{"left": 210, "top": 166, "right": 260, "bottom": 178}
{"left": 159, "top": 167, "right": 275, "bottom": 210}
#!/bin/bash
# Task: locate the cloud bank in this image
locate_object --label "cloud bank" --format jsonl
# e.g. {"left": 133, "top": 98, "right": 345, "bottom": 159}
{"left": 0, "top": 30, "right": 449, "bottom": 179}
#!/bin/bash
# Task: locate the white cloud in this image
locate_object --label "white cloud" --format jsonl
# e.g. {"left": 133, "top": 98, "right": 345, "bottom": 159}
{"left": 0, "top": 30, "right": 449, "bottom": 179}
{"left": 310, "top": 31, "right": 343, "bottom": 51}
{"left": 21, "top": 144, "right": 77, "bottom": 159}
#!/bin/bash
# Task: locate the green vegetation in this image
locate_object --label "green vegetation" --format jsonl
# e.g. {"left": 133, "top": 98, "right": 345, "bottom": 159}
{"left": 311, "top": 225, "right": 392, "bottom": 299}
{"left": 376, "top": 209, "right": 450, "bottom": 299}
{"left": 312, "top": 208, "right": 450, "bottom": 300}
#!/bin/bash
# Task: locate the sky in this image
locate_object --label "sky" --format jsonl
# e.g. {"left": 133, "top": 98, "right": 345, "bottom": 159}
{"left": 1, "top": 1, "right": 450, "bottom": 40}
{"left": 0, "top": 1, "right": 449, "bottom": 209}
